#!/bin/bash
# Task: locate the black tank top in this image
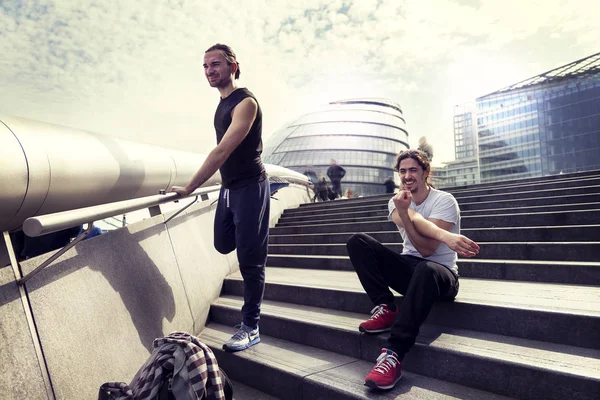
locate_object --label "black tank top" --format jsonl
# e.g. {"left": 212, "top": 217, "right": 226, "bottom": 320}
{"left": 214, "top": 88, "right": 266, "bottom": 189}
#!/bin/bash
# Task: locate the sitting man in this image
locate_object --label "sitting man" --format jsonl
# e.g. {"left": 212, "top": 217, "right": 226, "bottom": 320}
{"left": 346, "top": 149, "right": 480, "bottom": 390}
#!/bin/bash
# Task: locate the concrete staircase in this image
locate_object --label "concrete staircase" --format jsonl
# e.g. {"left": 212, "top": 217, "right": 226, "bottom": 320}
{"left": 200, "top": 170, "right": 600, "bottom": 400}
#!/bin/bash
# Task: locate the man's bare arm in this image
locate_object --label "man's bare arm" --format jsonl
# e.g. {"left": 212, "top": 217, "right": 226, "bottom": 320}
{"left": 170, "top": 97, "right": 258, "bottom": 195}
{"left": 392, "top": 190, "right": 479, "bottom": 257}
{"left": 409, "top": 212, "right": 479, "bottom": 257}
{"left": 397, "top": 209, "right": 450, "bottom": 257}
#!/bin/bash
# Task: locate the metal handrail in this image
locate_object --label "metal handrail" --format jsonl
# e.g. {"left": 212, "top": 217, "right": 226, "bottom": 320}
{"left": 22, "top": 185, "right": 222, "bottom": 237}
{"left": 16, "top": 172, "right": 310, "bottom": 285}
{"left": 15, "top": 186, "right": 221, "bottom": 286}
{"left": 21, "top": 173, "right": 311, "bottom": 238}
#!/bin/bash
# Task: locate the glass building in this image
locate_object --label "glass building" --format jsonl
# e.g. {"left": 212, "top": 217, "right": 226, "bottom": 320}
{"left": 431, "top": 157, "right": 479, "bottom": 188}
{"left": 454, "top": 103, "right": 478, "bottom": 161}
{"left": 476, "top": 52, "right": 600, "bottom": 183}
{"left": 433, "top": 102, "right": 481, "bottom": 188}
{"left": 263, "top": 98, "right": 409, "bottom": 196}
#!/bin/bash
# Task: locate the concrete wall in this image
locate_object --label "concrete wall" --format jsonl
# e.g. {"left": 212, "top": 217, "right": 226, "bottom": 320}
{"left": 0, "top": 184, "right": 310, "bottom": 399}
{"left": 0, "top": 256, "right": 50, "bottom": 399}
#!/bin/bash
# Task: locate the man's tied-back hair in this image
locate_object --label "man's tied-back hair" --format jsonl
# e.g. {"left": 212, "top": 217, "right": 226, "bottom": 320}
{"left": 394, "top": 149, "right": 430, "bottom": 172}
{"left": 394, "top": 149, "right": 434, "bottom": 187}
{"left": 205, "top": 43, "right": 241, "bottom": 79}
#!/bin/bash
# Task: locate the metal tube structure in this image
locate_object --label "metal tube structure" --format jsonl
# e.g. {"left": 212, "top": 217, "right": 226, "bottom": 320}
{"left": 0, "top": 116, "right": 308, "bottom": 233}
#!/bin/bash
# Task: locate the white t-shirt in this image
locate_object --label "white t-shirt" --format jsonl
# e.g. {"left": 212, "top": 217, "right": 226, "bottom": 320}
{"left": 387, "top": 188, "right": 460, "bottom": 273}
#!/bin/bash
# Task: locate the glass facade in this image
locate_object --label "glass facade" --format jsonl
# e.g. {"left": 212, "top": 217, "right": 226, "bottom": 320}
{"left": 438, "top": 52, "right": 600, "bottom": 188}
{"left": 263, "top": 98, "right": 408, "bottom": 196}
{"left": 477, "top": 81, "right": 600, "bottom": 182}
{"left": 476, "top": 53, "right": 600, "bottom": 183}
{"left": 432, "top": 158, "right": 479, "bottom": 188}
{"left": 453, "top": 103, "right": 478, "bottom": 160}
{"left": 434, "top": 102, "right": 481, "bottom": 188}
{"left": 477, "top": 90, "right": 544, "bottom": 182}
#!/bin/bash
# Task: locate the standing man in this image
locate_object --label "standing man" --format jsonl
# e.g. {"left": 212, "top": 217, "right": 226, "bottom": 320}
{"left": 346, "top": 149, "right": 479, "bottom": 390}
{"left": 383, "top": 176, "right": 396, "bottom": 194}
{"left": 170, "top": 43, "right": 269, "bottom": 352}
{"left": 417, "top": 136, "right": 433, "bottom": 162}
{"left": 303, "top": 165, "right": 318, "bottom": 184}
{"left": 327, "top": 159, "right": 346, "bottom": 198}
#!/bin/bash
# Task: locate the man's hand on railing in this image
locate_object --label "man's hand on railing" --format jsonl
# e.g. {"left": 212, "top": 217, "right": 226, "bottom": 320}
{"left": 169, "top": 186, "right": 191, "bottom": 197}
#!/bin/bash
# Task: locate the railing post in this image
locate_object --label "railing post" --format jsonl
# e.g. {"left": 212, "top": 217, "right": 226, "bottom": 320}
{"left": 164, "top": 196, "right": 199, "bottom": 224}
{"left": 148, "top": 205, "right": 162, "bottom": 217}
{"left": 2, "top": 231, "right": 56, "bottom": 399}
{"left": 17, "top": 224, "right": 94, "bottom": 286}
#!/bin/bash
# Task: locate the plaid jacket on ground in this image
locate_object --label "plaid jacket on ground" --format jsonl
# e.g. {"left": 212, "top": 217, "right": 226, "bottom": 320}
{"left": 99, "top": 331, "right": 226, "bottom": 400}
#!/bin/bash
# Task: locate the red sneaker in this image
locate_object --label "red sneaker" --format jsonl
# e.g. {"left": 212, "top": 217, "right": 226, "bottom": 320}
{"left": 364, "top": 348, "right": 403, "bottom": 390}
{"left": 359, "top": 304, "right": 398, "bottom": 333}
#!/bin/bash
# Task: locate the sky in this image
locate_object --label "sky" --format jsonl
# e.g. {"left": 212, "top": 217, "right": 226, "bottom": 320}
{"left": 1, "top": 0, "right": 598, "bottom": 165}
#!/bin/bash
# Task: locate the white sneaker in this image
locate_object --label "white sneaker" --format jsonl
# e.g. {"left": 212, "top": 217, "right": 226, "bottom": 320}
{"left": 223, "top": 323, "right": 260, "bottom": 352}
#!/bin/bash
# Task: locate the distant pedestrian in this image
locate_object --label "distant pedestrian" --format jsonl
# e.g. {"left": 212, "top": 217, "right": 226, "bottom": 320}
{"left": 418, "top": 137, "right": 433, "bottom": 162}
{"left": 327, "top": 159, "right": 346, "bottom": 198}
{"left": 303, "top": 165, "right": 318, "bottom": 184}
{"left": 303, "top": 165, "right": 319, "bottom": 202}
{"left": 327, "top": 186, "right": 338, "bottom": 201}
{"left": 383, "top": 177, "right": 396, "bottom": 194}
{"left": 315, "top": 176, "right": 329, "bottom": 202}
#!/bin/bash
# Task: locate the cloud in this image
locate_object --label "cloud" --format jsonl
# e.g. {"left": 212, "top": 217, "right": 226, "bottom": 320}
{"left": 0, "top": 0, "right": 598, "bottom": 164}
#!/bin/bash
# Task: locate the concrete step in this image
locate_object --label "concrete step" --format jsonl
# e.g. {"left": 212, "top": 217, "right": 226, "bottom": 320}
{"left": 279, "top": 209, "right": 390, "bottom": 224}
{"left": 222, "top": 268, "right": 600, "bottom": 350}
{"left": 283, "top": 203, "right": 388, "bottom": 217}
{"left": 283, "top": 193, "right": 600, "bottom": 218}
{"left": 461, "top": 202, "right": 600, "bottom": 215}
{"left": 269, "top": 243, "right": 402, "bottom": 256}
{"left": 452, "top": 184, "right": 600, "bottom": 203}
{"left": 296, "top": 197, "right": 387, "bottom": 212}
{"left": 270, "top": 231, "right": 399, "bottom": 245}
{"left": 271, "top": 220, "right": 394, "bottom": 235}
{"left": 272, "top": 210, "right": 600, "bottom": 233}
{"left": 459, "top": 193, "right": 600, "bottom": 211}
{"left": 446, "top": 175, "right": 600, "bottom": 197}
{"left": 200, "top": 324, "right": 515, "bottom": 400}
{"left": 444, "top": 170, "right": 600, "bottom": 192}
{"left": 231, "top": 380, "right": 278, "bottom": 400}
{"left": 276, "top": 215, "right": 389, "bottom": 226}
{"left": 266, "top": 255, "right": 600, "bottom": 285}
{"left": 279, "top": 203, "right": 600, "bottom": 224}
{"left": 268, "top": 241, "right": 600, "bottom": 262}
{"left": 208, "top": 297, "right": 600, "bottom": 400}
{"left": 280, "top": 203, "right": 600, "bottom": 227}
{"left": 463, "top": 209, "right": 600, "bottom": 228}
{"left": 270, "top": 225, "right": 600, "bottom": 244}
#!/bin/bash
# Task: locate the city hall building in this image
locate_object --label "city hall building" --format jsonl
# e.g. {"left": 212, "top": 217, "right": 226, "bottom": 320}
{"left": 262, "top": 98, "right": 409, "bottom": 196}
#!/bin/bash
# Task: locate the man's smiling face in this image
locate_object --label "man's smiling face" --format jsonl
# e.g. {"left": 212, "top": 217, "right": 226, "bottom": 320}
{"left": 398, "top": 157, "right": 428, "bottom": 194}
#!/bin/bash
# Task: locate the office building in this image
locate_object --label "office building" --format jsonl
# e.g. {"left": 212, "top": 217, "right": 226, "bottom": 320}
{"left": 443, "top": 52, "right": 600, "bottom": 187}
{"left": 477, "top": 52, "right": 600, "bottom": 183}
